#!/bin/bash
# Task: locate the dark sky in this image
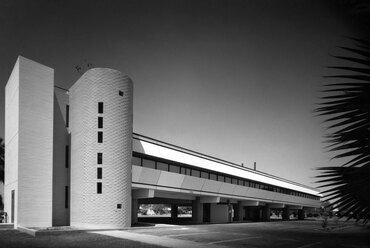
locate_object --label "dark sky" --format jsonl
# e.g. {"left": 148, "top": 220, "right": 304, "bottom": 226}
{"left": 0, "top": 0, "right": 367, "bottom": 187}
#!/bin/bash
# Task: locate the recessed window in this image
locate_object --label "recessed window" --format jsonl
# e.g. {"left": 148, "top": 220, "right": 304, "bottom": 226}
{"left": 97, "top": 182, "right": 102, "bottom": 194}
{"left": 142, "top": 159, "right": 155, "bottom": 169}
{"left": 192, "top": 169, "right": 200, "bottom": 177}
{"left": 210, "top": 173, "right": 217, "bottom": 181}
{"left": 98, "top": 117, "right": 103, "bottom": 128}
{"left": 225, "top": 177, "right": 231, "bottom": 184}
{"left": 132, "top": 156, "right": 141, "bottom": 166}
{"left": 157, "top": 162, "right": 168, "bottom": 171}
{"left": 97, "top": 168, "right": 102, "bottom": 179}
{"left": 98, "top": 132, "right": 103, "bottom": 143}
{"left": 98, "top": 102, "right": 104, "bottom": 113}
{"left": 66, "top": 105, "right": 69, "bottom": 127}
{"left": 119, "top": 91, "right": 124, "bottom": 96}
{"left": 97, "top": 153, "right": 103, "bottom": 164}
{"left": 169, "top": 165, "right": 180, "bottom": 173}
{"left": 218, "top": 175, "right": 224, "bottom": 182}
{"left": 65, "top": 146, "right": 69, "bottom": 168}
{"left": 117, "top": 204, "right": 122, "bottom": 209}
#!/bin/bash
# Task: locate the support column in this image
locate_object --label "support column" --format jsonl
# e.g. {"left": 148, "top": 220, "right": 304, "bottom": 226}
{"left": 298, "top": 209, "right": 305, "bottom": 220}
{"left": 234, "top": 201, "right": 243, "bottom": 222}
{"left": 262, "top": 204, "right": 271, "bottom": 221}
{"left": 171, "top": 204, "right": 178, "bottom": 223}
{"left": 283, "top": 206, "right": 290, "bottom": 220}
{"left": 192, "top": 197, "right": 203, "bottom": 224}
{"left": 131, "top": 198, "right": 138, "bottom": 225}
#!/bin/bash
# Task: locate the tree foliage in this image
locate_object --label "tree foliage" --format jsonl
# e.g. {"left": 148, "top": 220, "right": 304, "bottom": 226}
{"left": 316, "top": 38, "right": 370, "bottom": 223}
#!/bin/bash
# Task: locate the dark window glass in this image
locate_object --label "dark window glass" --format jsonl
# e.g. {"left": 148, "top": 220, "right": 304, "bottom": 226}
{"left": 97, "top": 168, "right": 102, "bottom": 179}
{"left": 255, "top": 183, "right": 260, "bottom": 189}
{"left": 97, "top": 182, "right": 102, "bottom": 194}
{"left": 119, "top": 91, "right": 124, "bottom": 96}
{"left": 180, "top": 167, "right": 186, "bottom": 175}
{"left": 66, "top": 105, "right": 69, "bottom": 127}
{"left": 142, "top": 159, "right": 155, "bottom": 169}
{"left": 97, "top": 153, "right": 103, "bottom": 164}
{"left": 238, "top": 179, "right": 244, "bottom": 186}
{"left": 210, "top": 173, "right": 217, "bottom": 181}
{"left": 218, "top": 175, "right": 224, "bottom": 182}
{"left": 132, "top": 156, "right": 141, "bottom": 166}
{"left": 65, "top": 186, "right": 69, "bottom": 208}
{"left": 98, "top": 117, "right": 103, "bottom": 128}
{"left": 98, "top": 132, "right": 103, "bottom": 143}
{"left": 232, "top": 178, "right": 238, "bottom": 185}
{"left": 98, "top": 102, "right": 103, "bottom": 113}
{"left": 250, "top": 182, "right": 255, "bottom": 188}
{"left": 117, "top": 204, "right": 122, "bottom": 209}
{"left": 201, "top": 171, "right": 209, "bottom": 179}
{"left": 157, "top": 162, "right": 168, "bottom": 171}
{"left": 181, "top": 167, "right": 191, "bottom": 175}
{"left": 225, "top": 177, "right": 231, "bottom": 184}
{"left": 65, "top": 145, "right": 69, "bottom": 168}
{"left": 192, "top": 170, "right": 200, "bottom": 177}
{"left": 169, "top": 165, "right": 180, "bottom": 173}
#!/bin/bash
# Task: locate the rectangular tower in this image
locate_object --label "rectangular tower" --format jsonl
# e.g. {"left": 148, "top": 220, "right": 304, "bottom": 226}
{"left": 4, "top": 56, "right": 54, "bottom": 228}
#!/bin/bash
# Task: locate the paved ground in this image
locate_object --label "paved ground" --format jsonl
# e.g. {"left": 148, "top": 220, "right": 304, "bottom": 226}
{"left": 0, "top": 220, "right": 369, "bottom": 248}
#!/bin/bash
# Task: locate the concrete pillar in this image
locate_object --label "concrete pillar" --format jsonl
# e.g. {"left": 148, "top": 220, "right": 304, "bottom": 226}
{"left": 262, "top": 205, "right": 271, "bottom": 221}
{"left": 171, "top": 204, "right": 178, "bottom": 223}
{"left": 298, "top": 209, "right": 305, "bottom": 220}
{"left": 192, "top": 197, "right": 203, "bottom": 224}
{"left": 131, "top": 198, "right": 138, "bottom": 225}
{"left": 234, "top": 201, "right": 243, "bottom": 222}
{"left": 283, "top": 206, "right": 290, "bottom": 220}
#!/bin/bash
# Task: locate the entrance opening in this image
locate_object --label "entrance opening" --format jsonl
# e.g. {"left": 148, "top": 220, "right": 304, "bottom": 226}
{"left": 203, "top": 203, "right": 211, "bottom": 223}
{"left": 138, "top": 203, "right": 192, "bottom": 224}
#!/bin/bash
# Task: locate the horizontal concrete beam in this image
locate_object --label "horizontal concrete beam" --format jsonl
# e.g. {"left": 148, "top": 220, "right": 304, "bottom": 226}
{"left": 200, "top": 196, "right": 220, "bottom": 203}
{"left": 269, "top": 203, "right": 285, "bottom": 208}
{"left": 155, "top": 191, "right": 195, "bottom": 200}
{"left": 287, "top": 205, "right": 303, "bottom": 210}
{"left": 240, "top": 200, "right": 259, "bottom": 206}
{"left": 132, "top": 189, "right": 155, "bottom": 199}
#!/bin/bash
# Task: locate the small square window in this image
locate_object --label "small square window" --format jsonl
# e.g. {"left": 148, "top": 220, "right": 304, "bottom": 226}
{"left": 97, "top": 182, "right": 102, "bottom": 194}
{"left": 117, "top": 204, "right": 122, "bottom": 209}
{"left": 98, "top": 132, "right": 103, "bottom": 143}
{"left": 98, "top": 102, "right": 104, "bottom": 113}
{"left": 119, "top": 91, "right": 124, "bottom": 96}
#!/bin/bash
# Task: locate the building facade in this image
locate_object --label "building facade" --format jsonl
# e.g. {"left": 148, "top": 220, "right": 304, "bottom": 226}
{"left": 4, "top": 56, "right": 321, "bottom": 229}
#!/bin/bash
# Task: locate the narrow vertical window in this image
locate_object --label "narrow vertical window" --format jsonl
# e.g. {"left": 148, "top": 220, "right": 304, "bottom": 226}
{"left": 65, "top": 186, "right": 69, "bottom": 208}
{"left": 97, "top": 168, "right": 102, "bottom": 179}
{"left": 98, "top": 102, "right": 104, "bottom": 113}
{"left": 98, "top": 117, "right": 103, "bottom": 128}
{"left": 66, "top": 105, "right": 69, "bottom": 127}
{"left": 97, "top": 182, "right": 102, "bottom": 194}
{"left": 97, "top": 153, "right": 103, "bottom": 164}
{"left": 98, "top": 132, "right": 103, "bottom": 143}
{"left": 65, "top": 145, "right": 69, "bottom": 168}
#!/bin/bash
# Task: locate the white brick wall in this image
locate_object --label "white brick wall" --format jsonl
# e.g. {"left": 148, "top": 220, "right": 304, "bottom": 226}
{"left": 69, "top": 68, "right": 133, "bottom": 229}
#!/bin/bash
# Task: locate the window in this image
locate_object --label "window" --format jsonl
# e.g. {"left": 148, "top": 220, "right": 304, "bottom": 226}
{"left": 201, "top": 171, "right": 209, "bottom": 179}
{"left": 169, "top": 164, "right": 180, "bottom": 173}
{"left": 142, "top": 159, "right": 155, "bottom": 169}
{"left": 238, "top": 179, "right": 244, "bottom": 186}
{"left": 97, "top": 168, "right": 102, "bottom": 179}
{"left": 65, "top": 186, "right": 69, "bottom": 208}
{"left": 66, "top": 105, "right": 69, "bottom": 127}
{"left": 218, "top": 175, "right": 224, "bottom": 182}
{"left": 192, "top": 169, "right": 200, "bottom": 177}
{"left": 98, "top": 102, "right": 104, "bottom": 113}
{"left": 65, "top": 145, "right": 69, "bottom": 168}
{"left": 97, "top": 153, "right": 103, "bottom": 164}
{"left": 119, "top": 90, "right": 124, "bottom": 96}
{"left": 225, "top": 177, "right": 231, "bottom": 184}
{"left": 210, "top": 173, "right": 217, "bottom": 181}
{"left": 232, "top": 178, "right": 238, "bottom": 185}
{"left": 117, "top": 204, "right": 122, "bottom": 209}
{"left": 98, "top": 117, "right": 103, "bottom": 128}
{"left": 98, "top": 132, "right": 103, "bottom": 143}
{"left": 157, "top": 162, "right": 168, "bottom": 171}
{"left": 97, "top": 182, "right": 102, "bottom": 194}
{"left": 132, "top": 156, "right": 141, "bottom": 166}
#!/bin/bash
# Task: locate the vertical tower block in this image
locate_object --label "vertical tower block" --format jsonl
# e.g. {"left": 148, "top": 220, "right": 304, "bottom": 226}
{"left": 69, "top": 68, "right": 133, "bottom": 228}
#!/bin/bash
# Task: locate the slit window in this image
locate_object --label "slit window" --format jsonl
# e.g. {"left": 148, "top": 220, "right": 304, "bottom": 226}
{"left": 65, "top": 145, "right": 69, "bottom": 168}
{"left": 98, "top": 132, "right": 103, "bottom": 143}
{"left": 66, "top": 105, "right": 69, "bottom": 127}
{"left": 97, "top": 182, "right": 102, "bottom": 194}
{"left": 97, "top": 168, "right": 102, "bottom": 179}
{"left": 98, "top": 102, "right": 104, "bottom": 113}
{"left": 65, "top": 186, "right": 69, "bottom": 208}
{"left": 98, "top": 117, "right": 103, "bottom": 128}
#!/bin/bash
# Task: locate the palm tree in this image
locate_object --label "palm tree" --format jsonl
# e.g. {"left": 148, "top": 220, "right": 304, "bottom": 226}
{"left": 316, "top": 38, "right": 370, "bottom": 223}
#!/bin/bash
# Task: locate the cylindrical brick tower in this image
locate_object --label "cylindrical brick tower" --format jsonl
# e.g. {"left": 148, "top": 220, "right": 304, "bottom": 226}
{"left": 69, "top": 68, "right": 133, "bottom": 229}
